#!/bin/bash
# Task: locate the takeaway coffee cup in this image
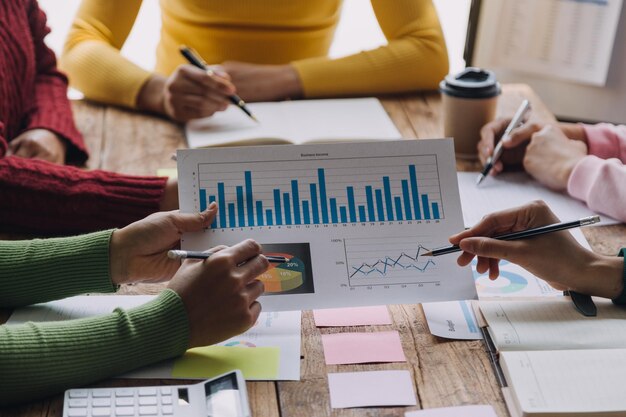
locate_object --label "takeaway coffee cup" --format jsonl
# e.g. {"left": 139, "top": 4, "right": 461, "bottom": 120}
{"left": 439, "top": 68, "right": 501, "bottom": 159}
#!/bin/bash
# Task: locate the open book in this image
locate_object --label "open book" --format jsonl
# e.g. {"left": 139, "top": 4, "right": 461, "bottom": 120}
{"left": 477, "top": 299, "right": 626, "bottom": 417}
{"left": 185, "top": 98, "right": 402, "bottom": 148}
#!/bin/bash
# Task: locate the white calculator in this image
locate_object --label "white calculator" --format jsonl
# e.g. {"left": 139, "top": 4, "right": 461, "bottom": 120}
{"left": 63, "top": 370, "right": 251, "bottom": 417}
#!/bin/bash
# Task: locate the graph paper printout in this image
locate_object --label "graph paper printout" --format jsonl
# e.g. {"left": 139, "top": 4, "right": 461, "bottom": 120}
{"left": 177, "top": 140, "right": 476, "bottom": 311}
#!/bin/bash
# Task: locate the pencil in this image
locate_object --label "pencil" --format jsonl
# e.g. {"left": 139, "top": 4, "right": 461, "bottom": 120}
{"left": 421, "top": 215, "right": 600, "bottom": 257}
{"left": 168, "top": 249, "right": 288, "bottom": 263}
{"left": 179, "top": 45, "right": 259, "bottom": 123}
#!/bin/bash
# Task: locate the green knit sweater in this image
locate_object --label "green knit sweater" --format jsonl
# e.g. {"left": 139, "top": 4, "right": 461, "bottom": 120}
{"left": 0, "top": 230, "right": 190, "bottom": 406}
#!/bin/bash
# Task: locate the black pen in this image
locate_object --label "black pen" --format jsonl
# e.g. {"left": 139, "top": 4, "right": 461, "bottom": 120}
{"left": 421, "top": 215, "right": 600, "bottom": 257}
{"left": 168, "top": 250, "right": 288, "bottom": 263}
{"left": 179, "top": 45, "right": 259, "bottom": 123}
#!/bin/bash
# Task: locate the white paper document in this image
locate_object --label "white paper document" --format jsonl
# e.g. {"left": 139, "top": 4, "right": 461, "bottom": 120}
{"left": 475, "top": 0, "right": 623, "bottom": 85}
{"left": 8, "top": 295, "right": 302, "bottom": 380}
{"left": 185, "top": 98, "right": 402, "bottom": 148}
{"left": 177, "top": 140, "right": 477, "bottom": 311}
{"left": 405, "top": 405, "right": 497, "bottom": 417}
{"left": 422, "top": 300, "right": 482, "bottom": 340}
{"left": 457, "top": 172, "right": 618, "bottom": 227}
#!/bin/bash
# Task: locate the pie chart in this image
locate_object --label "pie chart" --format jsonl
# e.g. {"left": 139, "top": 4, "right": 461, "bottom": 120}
{"left": 257, "top": 252, "right": 306, "bottom": 293}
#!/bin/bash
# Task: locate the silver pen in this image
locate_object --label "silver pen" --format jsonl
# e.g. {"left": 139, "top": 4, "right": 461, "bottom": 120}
{"left": 476, "top": 99, "right": 531, "bottom": 186}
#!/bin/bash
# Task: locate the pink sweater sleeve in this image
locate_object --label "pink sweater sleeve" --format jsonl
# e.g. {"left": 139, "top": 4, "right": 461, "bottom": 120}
{"left": 566, "top": 123, "right": 626, "bottom": 222}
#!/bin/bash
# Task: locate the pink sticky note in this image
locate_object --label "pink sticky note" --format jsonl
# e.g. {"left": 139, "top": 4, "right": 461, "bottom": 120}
{"left": 328, "top": 370, "right": 416, "bottom": 408}
{"left": 313, "top": 306, "right": 392, "bottom": 327}
{"left": 321, "top": 331, "right": 405, "bottom": 365}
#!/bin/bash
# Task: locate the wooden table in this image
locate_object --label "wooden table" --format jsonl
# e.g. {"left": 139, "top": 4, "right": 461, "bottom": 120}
{"left": 2, "top": 85, "right": 625, "bottom": 417}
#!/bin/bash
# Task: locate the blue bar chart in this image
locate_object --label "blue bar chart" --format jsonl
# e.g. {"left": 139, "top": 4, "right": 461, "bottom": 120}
{"left": 196, "top": 155, "right": 444, "bottom": 229}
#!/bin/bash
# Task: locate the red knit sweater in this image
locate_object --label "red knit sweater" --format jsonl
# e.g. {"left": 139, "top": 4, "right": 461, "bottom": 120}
{"left": 0, "top": 0, "right": 167, "bottom": 235}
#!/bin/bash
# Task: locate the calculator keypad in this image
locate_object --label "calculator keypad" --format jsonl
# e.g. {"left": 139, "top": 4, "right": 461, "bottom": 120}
{"left": 64, "top": 387, "right": 177, "bottom": 417}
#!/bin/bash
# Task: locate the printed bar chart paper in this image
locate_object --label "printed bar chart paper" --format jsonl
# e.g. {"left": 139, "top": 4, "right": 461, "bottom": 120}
{"left": 177, "top": 140, "right": 477, "bottom": 311}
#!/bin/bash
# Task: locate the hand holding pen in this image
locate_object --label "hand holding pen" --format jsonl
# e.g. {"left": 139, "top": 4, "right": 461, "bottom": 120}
{"left": 476, "top": 99, "right": 531, "bottom": 185}
{"left": 440, "top": 201, "right": 623, "bottom": 302}
{"left": 180, "top": 46, "right": 258, "bottom": 123}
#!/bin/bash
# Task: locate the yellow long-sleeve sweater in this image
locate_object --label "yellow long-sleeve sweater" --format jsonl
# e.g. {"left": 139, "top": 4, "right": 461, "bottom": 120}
{"left": 61, "top": 0, "right": 448, "bottom": 108}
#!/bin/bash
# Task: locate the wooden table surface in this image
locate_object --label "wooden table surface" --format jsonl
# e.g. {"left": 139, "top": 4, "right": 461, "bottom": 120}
{"left": 2, "top": 85, "right": 625, "bottom": 417}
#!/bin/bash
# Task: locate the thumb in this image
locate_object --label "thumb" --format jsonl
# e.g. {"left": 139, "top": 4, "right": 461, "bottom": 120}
{"left": 171, "top": 202, "right": 218, "bottom": 232}
{"left": 458, "top": 237, "right": 520, "bottom": 261}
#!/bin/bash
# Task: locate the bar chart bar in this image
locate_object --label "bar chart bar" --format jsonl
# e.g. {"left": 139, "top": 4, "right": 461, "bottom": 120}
{"left": 310, "top": 184, "right": 319, "bottom": 224}
{"left": 283, "top": 193, "right": 292, "bottom": 225}
{"left": 199, "top": 189, "right": 207, "bottom": 212}
{"left": 330, "top": 198, "right": 338, "bottom": 223}
{"left": 318, "top": 169, "right": 329, "bottom": 224}
{"left": 375, "top": 189, "right": 385, "bottom": 222}
{"left": 218, "top": 183, "right": 226, "bottom": 228}
{"left": 422, "top": 194, "right": 431, "bottom": 220}
{"left": 266, "top": 209, "right": 273, "bottom": 226}
{"left": 273, "top": 190, "right": 283, "bottom": 226}
{"left": 236, "top": 186, "right": 245, "bottom": 227}
{"left": 291, "top": 180, "right": 301, "bottom": 225}
{"left": 365, "top": 186, "right": 375, "bottom": 221}
{"left": 245, "top": 171, "right": 254, "bottom": 227}
{"left": 256, "top": 201, "right": 264, "bottom": 226}
{"left": 209, "top": 195, "right": 216, "bottom": 228}
{"left": 394, "top": 196, "right": 403, "bottom": 221}
{"left": 302, "top": 201, "right": 311, "bottom": 224}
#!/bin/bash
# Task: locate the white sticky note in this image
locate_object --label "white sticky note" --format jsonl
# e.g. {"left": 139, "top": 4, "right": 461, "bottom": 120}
{"left": 328, "top": 370, "right": 417, "bottom": 408}
{"left": 405, "top": 405, "right": 497, "bottom": 417}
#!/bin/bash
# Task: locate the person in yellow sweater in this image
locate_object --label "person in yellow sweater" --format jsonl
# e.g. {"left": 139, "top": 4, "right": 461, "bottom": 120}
{"left": 61, "top": 0, "right": 449, "bottom": 122}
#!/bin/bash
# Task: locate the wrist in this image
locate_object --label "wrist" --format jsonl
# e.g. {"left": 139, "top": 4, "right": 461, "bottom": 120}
{"left": 137, "top": 75, "right": 167, "bottom": 115}
{"left": 573, "top": 253, "right": 624, "bottom": 299}
{"left": 278, "top": 65, "right": 303, "bottom": 100}
{"left": 109, "top": 229, "right": 130, "bottom": 285}
{"left": 560, "top": 122, "right": 587, "bottom": 143}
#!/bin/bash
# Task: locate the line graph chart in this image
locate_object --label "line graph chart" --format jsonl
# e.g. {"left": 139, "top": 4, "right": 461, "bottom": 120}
{"left": 344, "top": 237, "right": 438, "bottom": 287}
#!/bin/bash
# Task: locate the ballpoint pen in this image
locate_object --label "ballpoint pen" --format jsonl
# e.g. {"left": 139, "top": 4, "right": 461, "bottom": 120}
{"left": 168, "top": 249, "right": 288, "bottom": 263}
{"left": 179, "top": 45, "right": 259, "bottom": 123}
{"left": 421, "top": 215, "right": 600, "bottom": 257}
{"left": 476, "top": 99, "right": 531, "bottom": 185}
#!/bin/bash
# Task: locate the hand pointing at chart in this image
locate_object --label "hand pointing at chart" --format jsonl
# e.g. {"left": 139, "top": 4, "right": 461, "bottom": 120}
{"left": 448, "top": 201, "right": 623, "bottom": 300}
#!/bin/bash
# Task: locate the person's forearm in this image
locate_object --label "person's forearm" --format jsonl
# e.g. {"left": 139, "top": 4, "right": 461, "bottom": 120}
{"left": 0, "top": 157, "right": 168, "bottom": 235}
{"left": 572, "top": 255, "right": 624, "bottom": 299}
{"left": 137, "top": 74, "right": 167, "bottom": 115}
{"left": 0, "top": 230, "right": 115, "bottom": 308}
{"left": 559, "top": 122, "right": 587, "bottom": 142}
{"left": 0, "top": 290, "right": 189, "bottom": 406}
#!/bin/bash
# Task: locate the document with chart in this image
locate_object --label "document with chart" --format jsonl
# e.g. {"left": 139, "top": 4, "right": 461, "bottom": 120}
{"left": 177, "top": 139, "right": 476, "bottom": 311}
{"left": 475, "top": 0, "right": 623, "bottom": 85}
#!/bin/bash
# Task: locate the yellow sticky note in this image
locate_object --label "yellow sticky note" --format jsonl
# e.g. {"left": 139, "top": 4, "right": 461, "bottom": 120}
{"left": 171, "top": 346, "right": 280, "bottom": 380}
{"left": 156, "top": 168, "right": 178, "bottom": 178}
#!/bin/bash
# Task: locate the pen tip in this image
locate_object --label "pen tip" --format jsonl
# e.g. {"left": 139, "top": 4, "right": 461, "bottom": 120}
{"left": 475, "top": 174, "right": 485, "bottom": 186}
{"left": 250, "top": 115, "right": 260, "bottom": 123}
{"left": 167, "top": 250, "right": 183, "bottom": 259}
{"left": 421, "top": 251, "right": 433, "bottom": 257}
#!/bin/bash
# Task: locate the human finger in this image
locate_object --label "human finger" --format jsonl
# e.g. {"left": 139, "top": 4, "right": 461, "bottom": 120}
{"left": 168, "top": 203, "right": 217, "bottom": 232}
{"left": 503, "top": 121, "right": 544, "bottom": 148}
{"left": 10, "top": 138, "right": 37, "bottom": 158}
{"left": 488, "top": 258, "right": 500, "bottom": 280}
{"left": 458, "top": 236, "right": 524, "bottom": 261}
{"left": 223, "top": 239, "right": 263, "bottom": 265}
{"left": 476, "top": 255, "right": 490, "bottom": 274}
{"left": 456, "top": 251, "right": 476, "bottom": 266}
{"left": 178, "top": 65, "right": 235, "bottom": 95}
{"left": 478, "top": 118, "right": 510, "bottom": 164}
{"left": 249, "top": 301, "right": 262, "bottom": 323}
{"left": 237, "top": 254, "right": 270, "bottom": 283}
{"left": 245, "top": 279, "right": 265, "bottom": 302}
